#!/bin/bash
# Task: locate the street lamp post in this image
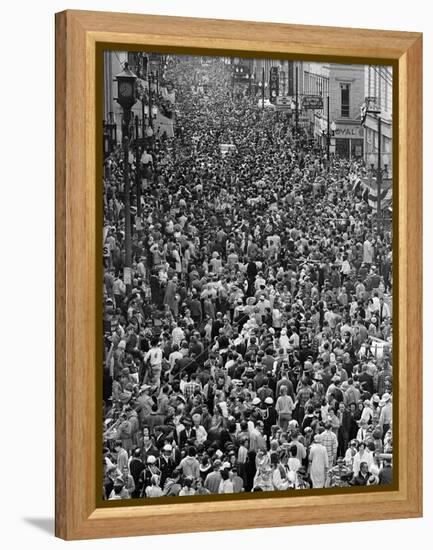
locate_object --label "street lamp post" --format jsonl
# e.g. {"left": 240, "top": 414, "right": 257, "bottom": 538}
{"left": 326, "top": 95, "right": 330, "bottom": 162}
{"left": 108, "top": 111, "right": 117, "bottom": 149}
{"left": 150, "top": 105, "right": 158, "bottom": 185}
{"left": 368, "top": 116, "right": 386, "bottom": 232}
{"left": 262, "top": 66, "right": 265, "bottom": 109}
{"left": 368, "top": 116, "right": 388, "bottom": 233}
{"left": 363, "top": 99, "right": 384, "bottom": 232}
{"left": 140, "top": 105, "right": 149, "bottom": 156}
{"left": 115, "top": 62, "right": 137, "bottom": 292}
{"left": 377, "top": 116, "right": 382, "bottom": 232}
{"left": 330, "top": 121, "right": 336, "bottom": 155}
{"left": 141, "top": 95, "right": 146, "bottom": 138}
{"left": 134, "top": 115, "right": 141, "bottom": 222}
{"left": 103, "top": 120, "right": 110, "bottom": 158}
{"left": 323, "top": 96, "right": 336, "bottom": 167}
{"left": 258, "top": 69, "right": 268, "bottom": 110}
{"left": 103, "top": 111, "right": 117, "bottom": 157}
{"left": 148, "top": 72, "right": 154, "bottom": 130}
{"left": 295, "top": 65, "right": 299, "bottom": 136}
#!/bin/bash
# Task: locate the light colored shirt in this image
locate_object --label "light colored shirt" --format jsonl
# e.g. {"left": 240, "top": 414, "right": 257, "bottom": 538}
{"left": 317, "top": 430, "right": 338, "bottom": 466}
{"left": 218, "top": 479, "right": 234, "bottom": 494}
{"left": 379, "top": 402, "right": 392, "bottom": 427}
{"left": 276, "top": 394, "right": 295, "bottom": 414}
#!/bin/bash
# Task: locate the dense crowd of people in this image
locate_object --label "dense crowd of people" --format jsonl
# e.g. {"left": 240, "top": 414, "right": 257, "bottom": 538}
{"left": 102, "top": 55, "right": 393, "bottom": 501}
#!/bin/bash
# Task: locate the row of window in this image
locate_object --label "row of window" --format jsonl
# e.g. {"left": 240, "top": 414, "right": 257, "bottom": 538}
{"left": 252, "top": 63, "right": 379, "bottom": 121}
{"left": 366, "top": 66, "right": 392, "bottom": 115}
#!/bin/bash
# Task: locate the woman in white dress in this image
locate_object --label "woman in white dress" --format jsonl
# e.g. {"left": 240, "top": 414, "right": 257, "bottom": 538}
{"left": 308, "top": 435, "right": 329, "bottom": 488}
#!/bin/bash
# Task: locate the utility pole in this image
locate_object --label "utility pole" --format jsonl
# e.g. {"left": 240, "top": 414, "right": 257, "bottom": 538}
{"left": 262, "top": 66, "right": 265, "bottom": 110}
{"left": 122, "top": 121, "right": 132, "bottom": 293}
{"left": 295, "top": 65, "right": 299, "bottom": 136}
{"left": 362, "top": 98, "right": 383, "bottom": 233}
{"left": 141, "top": 96, "right": 146, "bottom": 138}
{"left": 326, "top": 95, "right": 330, "bottom": 163}
{"left": 134, "top": 116, "right": 141, "bottom": 223}
{"left": 148, "top": 72, "right": 153, "bottom": 130}
{"left": 231, "top": 63, "right": 235, "bottom": 98}
{"left": 377, "top": 115, "right": 382, "bottom": 233}
{"left": 115, "top": 62, "right": 137, "bottom": 295}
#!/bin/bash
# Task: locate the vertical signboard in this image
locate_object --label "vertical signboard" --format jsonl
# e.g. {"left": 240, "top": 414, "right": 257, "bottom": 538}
{"left": 269, "top": 66, "right": 279, "bottom": 103}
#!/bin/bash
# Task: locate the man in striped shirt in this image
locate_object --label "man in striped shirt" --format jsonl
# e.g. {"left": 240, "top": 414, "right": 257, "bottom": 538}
{"left": 317, "top": 423, "right": 338, "bottom": 467}
{"left": 182, "top": 373, "right": 202, "bottom": 400}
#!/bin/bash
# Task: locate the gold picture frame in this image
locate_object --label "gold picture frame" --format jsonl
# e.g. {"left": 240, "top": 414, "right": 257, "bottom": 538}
{"left": 55, "top": 10, "right": 422, "bottom": 540}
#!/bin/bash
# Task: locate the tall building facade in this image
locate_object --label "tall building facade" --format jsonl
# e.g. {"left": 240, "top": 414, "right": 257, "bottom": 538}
{"left": 303, "top": 62, "right": 330, "bottom": 143}
{"left": 309, "top": 63, "right": 365, "bottom": 159}
{"left": 250, "top": 59, "right": 305, "bottom": 121}
{"left": 328, "top": 63, "right": 365, "bottom": 159}
{"left": 251, "top": 59, "right": 302, "bottom": 96}
{"left": 103, "top": 51, "right": 174, "bottom": 149}
{"left": 363, "top": 65, "right": 393, "bottom": 175}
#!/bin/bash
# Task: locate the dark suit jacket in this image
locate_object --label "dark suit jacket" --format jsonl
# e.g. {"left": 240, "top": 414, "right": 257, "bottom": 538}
{"left": 358, "top": 372, "right": 374, "bottom": 394}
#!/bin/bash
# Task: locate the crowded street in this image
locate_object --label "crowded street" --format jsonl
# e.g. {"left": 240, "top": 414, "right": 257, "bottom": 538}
{"left": 102, "top": 53, "right": 393, "bottom": 500}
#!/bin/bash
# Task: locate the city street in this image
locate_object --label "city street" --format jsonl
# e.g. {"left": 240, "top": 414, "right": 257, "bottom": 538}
{"left": 102, "top": 53, "right": 393, "bottom": 500}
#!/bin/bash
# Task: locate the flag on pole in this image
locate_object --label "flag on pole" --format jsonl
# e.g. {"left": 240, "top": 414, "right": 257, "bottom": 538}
{"left": 349, "top": 173, "right": 362, "bottom": 193}
{"left": 362, "top": 177, "right": 392, "bottom": 209}
{"left": 348, "top": 171, "right": 392, "bottom": 211}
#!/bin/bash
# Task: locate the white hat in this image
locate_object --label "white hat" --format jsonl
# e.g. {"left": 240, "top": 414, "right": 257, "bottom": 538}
{"left": 287, "top": 471, "right": 297, "bottom": 483}
{"left": 264, "top": 397, "right": 274, "bottom": 405}
{"left": 380, "top": 392, "right": 391, "bottom": 403}
{"left": 147, "top": 455, "right": 156, "bottom": 464}
{"left": 163, "top": 444, "right": 172, "bottom": 452}
{"left": 252, "top": 397, "right": 261, "bottom": 406}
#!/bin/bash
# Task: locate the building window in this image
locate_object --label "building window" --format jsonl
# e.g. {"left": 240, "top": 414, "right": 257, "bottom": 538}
{"left": 340, "top": 83, "right": 350, "bottom": 118}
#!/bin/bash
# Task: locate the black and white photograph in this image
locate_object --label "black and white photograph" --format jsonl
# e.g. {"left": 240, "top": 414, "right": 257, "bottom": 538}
{"left": 102, "top": 51, "right": 393, "bottom": 501}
